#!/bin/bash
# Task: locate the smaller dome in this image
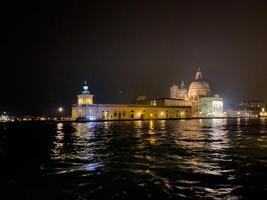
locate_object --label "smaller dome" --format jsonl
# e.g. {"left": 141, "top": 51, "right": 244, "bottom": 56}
{"left": 81, "top": 81, "right": 90, "bottom": 94}
{"left": 177, "top": 81, "right": 187, "bottom": 92}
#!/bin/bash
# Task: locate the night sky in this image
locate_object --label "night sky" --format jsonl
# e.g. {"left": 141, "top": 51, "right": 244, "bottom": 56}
{"left": 2, "top": 0, "right": 267, "bottom": 116}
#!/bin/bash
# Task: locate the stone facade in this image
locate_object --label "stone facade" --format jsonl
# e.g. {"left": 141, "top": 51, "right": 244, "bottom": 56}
{"left": 169, "top": 68, "right": 224, "bottom": 117}
{"left": 72, "top": 68, "right": 225, "bottom": 121}
{"left": 198, "top": 96, "right": 224, "bottom": 117}
{"left": 72, "top": 103, "right": 191, "bottom": 121}
{"left": 72, "top": 83, "right": 191, "bottom": 121}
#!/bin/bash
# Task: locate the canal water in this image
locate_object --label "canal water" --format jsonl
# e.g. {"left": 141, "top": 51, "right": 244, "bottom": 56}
{"left": 1, "top": 118, "right": 267, "bottom": 199}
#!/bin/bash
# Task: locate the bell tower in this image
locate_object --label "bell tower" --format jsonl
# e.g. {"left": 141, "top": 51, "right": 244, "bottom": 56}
{"left": 77, "top": 81, "right": 94, "bottom": 105}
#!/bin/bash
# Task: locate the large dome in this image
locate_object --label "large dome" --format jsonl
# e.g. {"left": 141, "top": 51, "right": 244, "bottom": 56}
{"left": 189, "top": 80, "right": 210, "bottom": 91}
{"left": 188, "top": 68, "right": 211, "bottom": 99}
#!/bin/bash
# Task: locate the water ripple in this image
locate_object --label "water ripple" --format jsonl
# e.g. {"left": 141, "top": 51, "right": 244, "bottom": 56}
{"left": 1, "top": 118, "right": 267, "bottom": 199}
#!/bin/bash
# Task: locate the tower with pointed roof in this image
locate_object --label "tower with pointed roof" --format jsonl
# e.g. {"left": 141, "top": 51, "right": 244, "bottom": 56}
{"left": 177, "top": 81, "right": 188, "bottom": 100}
{"left": 194, "top": 67, "right": 203, "bottom": 80}
{"left": 72, "top": 81, "right": 95, "bottom": 120}
{"left": 170, "top": 83, "right": 178, "bottom": 99}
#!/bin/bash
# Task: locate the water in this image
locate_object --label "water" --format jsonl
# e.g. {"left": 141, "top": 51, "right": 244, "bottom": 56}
{"left": 1, "top": 118, "right": 267, "bottom": 199}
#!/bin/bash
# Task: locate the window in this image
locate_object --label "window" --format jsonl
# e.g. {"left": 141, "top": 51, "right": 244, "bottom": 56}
{"left": 114, "top": 111, "right": 117, "bottom": 117}
{"left": 122, "top": 111, "right": 126, "bottom": 116}
{"left": 78, "top": 98, "right": 83, "bottom": 105}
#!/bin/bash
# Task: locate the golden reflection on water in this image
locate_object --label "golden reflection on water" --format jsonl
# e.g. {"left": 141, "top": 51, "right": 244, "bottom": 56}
{"left": 174, "top": 119, "right": 232, "bottom": 177}
{"left": 47, "top": 119, "right": 267, "bottom": 198}
{"left": 53, "top": 122, "right": 106, "bottom": 174}
{"left": 209, "top": 118, "right": 231, "bottom": 151}
{"left": 53, "top": 123, "right": 65, "bottom": 160}
{"left": 147, "top": 120, "right": 159, "bottom": 145}
{"left": 175, "top": 120, "right": 206, "bottom": 149}
{"left": 147, "top": 137, "right": 157, "bottom": 145}
{"left": 41, "top": 118, "right": 267, "bottom": 199}
{"left": 148, "top": 120, "right": 155, "bottom": 134}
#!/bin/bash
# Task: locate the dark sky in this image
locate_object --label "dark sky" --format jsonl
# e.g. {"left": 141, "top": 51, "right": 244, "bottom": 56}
{"left": 2, "top": 0, "right": 267, "bottom": 116}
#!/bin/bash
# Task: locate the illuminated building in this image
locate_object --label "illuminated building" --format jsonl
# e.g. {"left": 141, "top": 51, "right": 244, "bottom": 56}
{"left": 0, "top": 112, "right": 13, "bottom": 122}
{"left": 72, "top": 68, "right": 226, "bottom": 121}
{"left": 198, "top": 96, "right": 224, "bottom": 117}
{"left": 227, "top": 100, "right": 266, "bottom": 117}
{"left": 170, "top": 81, "right": 188, "bottom": 100}
{"left": 226, "top": 110, "right": 256, "bottom": 118}
{"left": 232, "top": 100, "right": 265, "bottom": 115}
{"left": 260, "top": 107, "right": 267, "bottom": 117}
{"left": 170, "top": 67, "right": 225, "bottom": 117}
{"left": 71, "top": 82, "right": 191, "bottom": 121}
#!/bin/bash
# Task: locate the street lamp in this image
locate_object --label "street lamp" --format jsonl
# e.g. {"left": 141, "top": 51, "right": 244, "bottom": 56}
{"left": 58, "top": 107, "right": 63, "bottom": 113}
{"left": 58, "top": 107, "right": 64, "bottom": 120}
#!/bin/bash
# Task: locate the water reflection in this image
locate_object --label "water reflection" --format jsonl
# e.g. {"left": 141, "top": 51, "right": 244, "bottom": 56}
{"left": 20, "top": 118, "right": 267, "bottom": 199}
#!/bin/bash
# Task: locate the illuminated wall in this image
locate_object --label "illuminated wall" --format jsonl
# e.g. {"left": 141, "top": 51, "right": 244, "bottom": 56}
{"left": 71, "top": 104, "right": 192, "bottom": 121}
{"left": 212, "top": 101, "right": 223, "bottom": 114}
{"left": 198, "top": 97, "right": 225, "bottom": 117}
{"left": 77, "top": 94, "right": 94, "bottom": 105}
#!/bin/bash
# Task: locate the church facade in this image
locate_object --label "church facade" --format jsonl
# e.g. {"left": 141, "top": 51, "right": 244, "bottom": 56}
{"left": 170, "top": 68, "right": 224, "bottom": 117}
{"left": 71, "top": 68, "right": 224, "bottom": 121}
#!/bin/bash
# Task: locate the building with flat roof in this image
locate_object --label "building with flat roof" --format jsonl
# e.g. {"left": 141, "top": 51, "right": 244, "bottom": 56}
{"left": 71, "top": 82, "right": 191, "bottom": 121}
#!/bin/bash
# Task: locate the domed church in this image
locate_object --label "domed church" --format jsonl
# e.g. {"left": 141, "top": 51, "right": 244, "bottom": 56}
{"left": 170, "top": 67, "right": 224, "bottom": 117}
{"left": 188, "top": 68, "right": 210, "bottom": 100}
{"left": 71, "top": 67, "right": 224, "bottom": 121}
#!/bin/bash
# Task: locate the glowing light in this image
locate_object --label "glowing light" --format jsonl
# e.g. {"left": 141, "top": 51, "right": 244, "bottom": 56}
{"left": 149, "top": 120, "right": 154, "bottom": 130}
{"left": 89, "top": 116, "right": 96, "bottom": 121}
{"left": 58, "top": 107, "right": 63, "bottom": 112}
{"left": 212, "top": 101, "right": 223, "bottom": 113}
{"left": 148, "top": 137, "right": 157, "bottom": 144}
{"left": 160, "top": 112, "right": 164, "bottom": 116}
